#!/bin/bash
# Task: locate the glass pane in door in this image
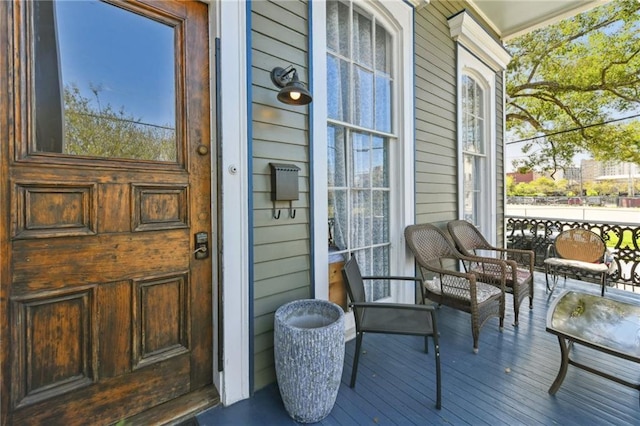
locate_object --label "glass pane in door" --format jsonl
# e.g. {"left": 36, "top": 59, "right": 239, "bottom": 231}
{"left": 34, "top": 0, "right": 177, "bottom": 161}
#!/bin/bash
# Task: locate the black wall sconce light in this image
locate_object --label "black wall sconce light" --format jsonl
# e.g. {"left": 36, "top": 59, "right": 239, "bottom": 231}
{"left": 270, "top": 66, "right": 313, "bottom": 106}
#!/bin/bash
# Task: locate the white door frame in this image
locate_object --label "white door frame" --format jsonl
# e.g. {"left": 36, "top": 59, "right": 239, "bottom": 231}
{"left": 210, "top": 0, "right": 250, "bottom": 406}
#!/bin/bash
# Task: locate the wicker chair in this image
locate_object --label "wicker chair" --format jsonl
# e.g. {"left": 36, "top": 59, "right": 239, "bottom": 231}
{"left": 447, "top": 219, "right": 534, "bottom": 326}
{"left": 544, "top": 228, "right": 610, "bottom": 296}
{"left": 404, "top": 223, "right": 505, "bottom": 353}
{"left": 342, "top": 256, "right": 442, "bottom": 409}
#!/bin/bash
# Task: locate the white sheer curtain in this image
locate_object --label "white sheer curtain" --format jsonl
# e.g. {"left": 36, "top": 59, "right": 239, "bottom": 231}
{"left": 328, "top": 125, "right": 347, "bottom": 251}
{"left": 327, "top": 1, "right": 349, "bottom": 254}
{"left": 462, "top": 75, "right": 486, "bottom": 226}
{"left": 353, "top": 9, "right": 373, "bottom": 129}
{"left": 326, "top": 1, "right": 392, "bottom": 302}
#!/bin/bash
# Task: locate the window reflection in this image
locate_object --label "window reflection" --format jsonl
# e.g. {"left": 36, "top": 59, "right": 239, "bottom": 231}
{"left": 34, "top": 0, "right": 177, "bottom": 162}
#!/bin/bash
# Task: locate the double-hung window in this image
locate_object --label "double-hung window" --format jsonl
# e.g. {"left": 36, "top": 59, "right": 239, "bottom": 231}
{"left": 461, "top": 71, "right": 488, "bottom": 227}
{"left": 449, "top": 12, "right": 511, "bottom": 243}
{"left": 326, "top": 1, "right": 393, "bottom": 302}
{"left": 458, "top": 48, "right": 496, "bottom": 240}
{"left": 320, "top": 0, "right": 414, "bottom": 305}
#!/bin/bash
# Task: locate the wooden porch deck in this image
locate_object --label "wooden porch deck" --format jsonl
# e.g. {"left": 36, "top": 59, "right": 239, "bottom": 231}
{"left": 197, "top": 276, "right": 640, "bottom": 425}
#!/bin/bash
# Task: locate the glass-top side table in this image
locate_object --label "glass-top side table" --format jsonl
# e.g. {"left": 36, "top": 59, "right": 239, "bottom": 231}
{"left": 546, "top": 290, "right": 640, "bottom": 399}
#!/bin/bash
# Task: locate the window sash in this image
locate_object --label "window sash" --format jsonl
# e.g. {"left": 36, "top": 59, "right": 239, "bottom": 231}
{"left": 461, "top": 73, "right": 488, "bottom": 227}
{"left": 327, "top": 1, "right": 394, "bottom": 302}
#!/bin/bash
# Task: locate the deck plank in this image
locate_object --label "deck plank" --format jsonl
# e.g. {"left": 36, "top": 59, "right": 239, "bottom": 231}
{"left": 197, "top": 277, "right": 640, "bottom": 425}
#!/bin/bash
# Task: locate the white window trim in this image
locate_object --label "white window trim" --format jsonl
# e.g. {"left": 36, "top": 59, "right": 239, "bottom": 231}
{"left": 450, "top": 11, "right": 510, "bottom": 245}
{"left": 312, "top": 0, "right": 415, "bottom": 322}
{"left": 448, "top": 11, "right": 511, "bottom": 73}
{"left": 456, "top": 47, "right": 497, "bottom": 244}
{"left": 209, "top": 0, "right": 250, "bottom": 406}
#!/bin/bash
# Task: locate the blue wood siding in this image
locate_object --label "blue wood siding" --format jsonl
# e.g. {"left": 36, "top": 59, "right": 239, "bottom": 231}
{"left": 414, "top": 1, "right": 505, "bottom": 232}
{"left": 251, "top": 0, "right": 311, "bottom": 391}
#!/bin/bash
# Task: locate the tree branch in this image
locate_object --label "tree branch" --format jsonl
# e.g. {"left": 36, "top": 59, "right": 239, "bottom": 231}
{"left": 506, "top": 102, "right": 543, "bottom": 131}
{"left": 522, "top": 93, "right": 590, "bottom": 140}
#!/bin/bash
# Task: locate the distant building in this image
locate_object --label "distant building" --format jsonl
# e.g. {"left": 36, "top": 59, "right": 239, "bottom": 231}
{"left": 564, "top": 167, "right": 581, "bottom": 185}
{"left": 580, "top": 159, "right": 601, "bottom": 182}
{"left": 595, "top": 162, "right": 639, "bottom": 196}
{"left": 580, "top": 160, "right": 639, "bottom": 179}
{"left": 596, "top": 161, "right": 639, "bottom": 180}
{"left": 533, "top": 169, "right": 561, "bottom": 180}
{"left": 580, "top": 159, "right": 639, "bottom": 196}
{"left": 507, "top": 170, "right": 534, "bottom": 183}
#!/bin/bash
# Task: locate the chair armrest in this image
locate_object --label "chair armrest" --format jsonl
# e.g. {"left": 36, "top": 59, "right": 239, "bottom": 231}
{"left": 465, "top": 253, "right": 533, "bottom": 280}
{"left": 415, "top": 253, "right": 506, "bottom": 295}
{"left": 502, "top": 247, "right": 535, "bottom": 271}
{"left": 362, "top": 275, "right": 421, "bottom": 282}
{"left": 349, "top": 301, "right": 437, "bottom": 312}
{"left": 457, "top": 256, "right": 507, "bottom": 290}
{"left": 503, "top": 247, "right": 534, "bottom": 257}
{"left": 471, "top": 247, "right": 534, "bottom": 272}
{"left": 545, "top": 243, "right": 557, "bottom": 259}
{"left": 361, "top": 276, "right": 425, "bottom": 303}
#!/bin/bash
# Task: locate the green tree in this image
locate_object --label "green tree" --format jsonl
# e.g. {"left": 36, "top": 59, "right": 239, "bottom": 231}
{"left": 506, "top": 175, "right": 516, "bottom": 196}
{"left": 593, "top": 180, "right": 619, "bottom": 195}
{"left": 506, "top": 0, "right": 640, "bottom": 176}
{"left": 513, "top": 182, "right": 535, "bottom": 196}
{"left": 63, "top": 84, "right": 176, "bottom": 161}
{"left": 529, "top": 176, "right": 556, "bottom": 195}
{"left": 582, "top": 181, "right": 601, "bottom": 196}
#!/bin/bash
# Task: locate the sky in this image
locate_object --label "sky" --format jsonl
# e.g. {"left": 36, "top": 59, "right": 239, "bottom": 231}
{"left": 55, "top": 0, "right": 175, "bottom": 128}
{"left": 505, "top": 137, "right": 590, "bottom": 172}
{"left": 504, "top": 108, "right": 640, "bottom": 172}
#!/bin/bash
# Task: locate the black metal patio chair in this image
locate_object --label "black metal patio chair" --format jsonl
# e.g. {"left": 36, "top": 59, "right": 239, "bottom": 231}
{"left": 341, "top": 256, "right": 442, "bottom": 409}
{"left": 544, "top": 228, "right": 611, "bottom": 295}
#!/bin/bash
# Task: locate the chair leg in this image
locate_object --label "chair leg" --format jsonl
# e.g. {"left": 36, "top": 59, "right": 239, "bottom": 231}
{"left": 545, "top": 264, "right": 559, "bottom": 293}
{"left": 512, "top": 294, "right": 520, "bottom": 327}
{"left": 471, "top": 316, "right": 480, "bottom": 354}
{"left": 350, "top": 332, "right": 363, "bottom": 388}
{"left": 434, "top": 339, "right": 441, "bottom": 409}
{"left": 424, "top": 336, "right": 429, "bottom": 354}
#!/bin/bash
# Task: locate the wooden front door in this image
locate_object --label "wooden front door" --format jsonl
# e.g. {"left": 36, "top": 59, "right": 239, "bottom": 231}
{"left": 0, "top": 1, "right": 215, "bottom": 424}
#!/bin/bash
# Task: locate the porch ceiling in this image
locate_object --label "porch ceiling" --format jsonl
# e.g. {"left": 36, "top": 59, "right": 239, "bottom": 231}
{"left": 465, "top": 0, "right": 611, "bottom": 41}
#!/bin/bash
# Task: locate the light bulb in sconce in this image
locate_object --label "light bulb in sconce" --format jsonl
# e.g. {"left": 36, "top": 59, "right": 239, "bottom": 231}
{"left": 289, "top": 91, "right": 301, "bottom": 101}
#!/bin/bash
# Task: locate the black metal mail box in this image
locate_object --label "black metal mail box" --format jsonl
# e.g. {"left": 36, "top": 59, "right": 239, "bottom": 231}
{"left": 270, "top": 163, "right": 300, "bottom": 201}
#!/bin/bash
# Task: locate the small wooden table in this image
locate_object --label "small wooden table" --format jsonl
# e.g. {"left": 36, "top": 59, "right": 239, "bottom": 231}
{"left": 546, "top": 290, "right": 640, "bottom": 400}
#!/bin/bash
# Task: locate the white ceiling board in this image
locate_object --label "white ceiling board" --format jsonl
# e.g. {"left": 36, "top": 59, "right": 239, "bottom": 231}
{"left": 464, "top": 0, "right": 611, "bottom": 40}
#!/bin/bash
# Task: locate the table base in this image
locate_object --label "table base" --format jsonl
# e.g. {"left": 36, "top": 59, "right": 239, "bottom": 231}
{"left": 549, "top": 336, "right": 640, "bottom": 404}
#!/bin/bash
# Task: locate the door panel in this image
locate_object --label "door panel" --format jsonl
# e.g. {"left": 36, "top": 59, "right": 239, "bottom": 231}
{"left": 1, "top": 1, "right": 214, "bottom": 424}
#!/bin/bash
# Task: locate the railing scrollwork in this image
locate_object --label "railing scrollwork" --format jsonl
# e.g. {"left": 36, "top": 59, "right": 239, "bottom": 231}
{"left": 506, "top": 216, "right": 640, "bottom": 292}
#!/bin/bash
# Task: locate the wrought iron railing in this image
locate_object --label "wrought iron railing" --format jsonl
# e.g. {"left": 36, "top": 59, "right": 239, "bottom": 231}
{"left": 506, "top": 216, "right": 640, "bottom": 292}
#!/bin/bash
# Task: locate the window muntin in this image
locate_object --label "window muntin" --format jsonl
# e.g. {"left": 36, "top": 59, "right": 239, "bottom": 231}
{"left": 463, "top": 153, "right": 483, "bottom": 224}
{"left": 462, "top": 75, "right": 485, "bottom": 154}
{"left": 33, "top": 0, "right": 177, "bottom": 162}
{"left": 461, "top": 74, "right": 487, "bottom": 227}
{"left": 326, "top": 0, "right": 394, "bottom": 302}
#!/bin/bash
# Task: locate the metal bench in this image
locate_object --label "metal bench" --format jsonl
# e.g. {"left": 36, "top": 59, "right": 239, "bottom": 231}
{"left": 544, "top": 228, "right": 611, "bottom": 296}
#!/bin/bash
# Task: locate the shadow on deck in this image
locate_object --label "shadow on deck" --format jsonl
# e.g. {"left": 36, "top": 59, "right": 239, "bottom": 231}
{"left": 197, "top": 276, "right": 640, "bottom": 425}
